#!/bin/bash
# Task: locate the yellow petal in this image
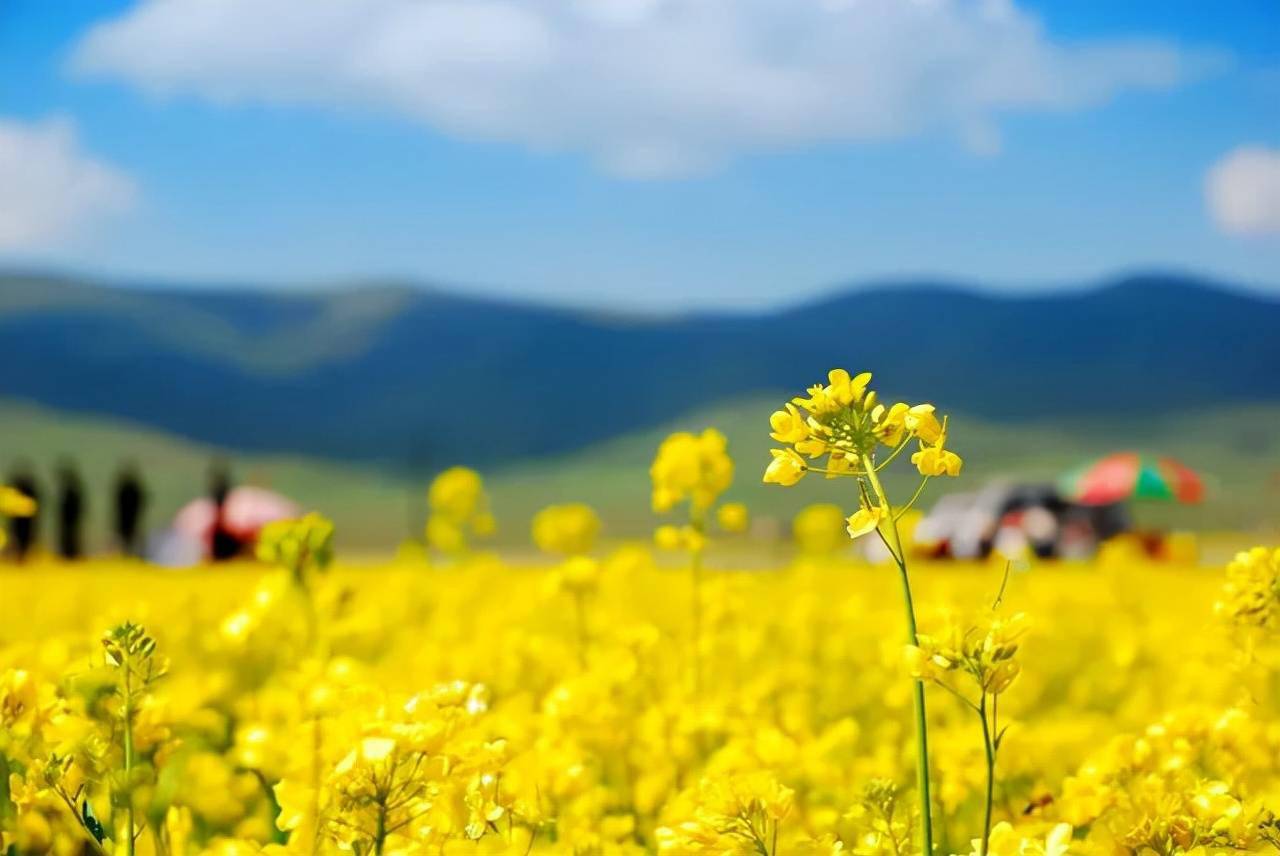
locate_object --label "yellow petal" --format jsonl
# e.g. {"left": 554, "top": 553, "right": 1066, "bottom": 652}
{"left": 360, "top": 736, "right": 396, "bottom": 762}
{"left": 845, "top": 504, "right": 883, "bottom": 539}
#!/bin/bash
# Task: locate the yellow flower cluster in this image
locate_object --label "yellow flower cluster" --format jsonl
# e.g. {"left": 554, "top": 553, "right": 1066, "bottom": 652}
{"left": 533, "top": 504, "right": 605, "bottom": 606}
{"left": 532, "top": 504, "right": 601, "bottom": 556}
{"left": 424, "top": 467, "right": 495, "bottom": 555}
{"left": 763, "top": 369, "right": 961, "bottom": 488}
{"left": 656, "top": 772, "right": 794, "bottom": 856}
{"left": 1215, "top": 546, "right": 1280, "bottom": 629}
{"left": 763, "top": 370, "right": 960, "bottom": 557}
{"left": 650, "top": 429, "right": 734, "bottom": 514}
{"left": 906, "top": 611, "right": 1032, "bottom": 697}
{"left": 256, "top": 512, "right": 335, "bottom": 583}
{"left": 653, "top": 524, "right": 705, "bottom": 554}
{"left": 271, "top": 680, "right": 508, "bottom": 853}
{"left": 3, "top": 515, "right": 1279, "bottom": 856}
{"left": 966, "top": 821, "right": 1071, "bottom": 856}
{"left": 715, "top": 503, "right": 750, "bottom": 535}
{"left": 1058, "top": 707, "right": 1280, "bottom": 852}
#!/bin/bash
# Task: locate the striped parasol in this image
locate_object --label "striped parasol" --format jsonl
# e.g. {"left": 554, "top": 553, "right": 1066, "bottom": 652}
{"left": 1061, "top": 453, "right": 1204, "bottom": 506}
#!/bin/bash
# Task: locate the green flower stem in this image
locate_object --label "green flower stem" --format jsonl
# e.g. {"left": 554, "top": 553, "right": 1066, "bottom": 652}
{"left": 373, "top": 800, "right": 388, "bottom": 856}
{"left": 896, "top": 477, "right": 932, "bottom": 521}
{"left": 310, "top": 717, "right": 323, "bottom": 856}
{"left": 978, "top": 693, "right": 996, "bottom": 856}
{"left": 122, "top": 666, "right": 136, "bottom": 856}
{"left": 861, "top": 455, "right": 934, "bottom": 856}
{"left": 875, "top": 438, "right": 914, "bottom": 472}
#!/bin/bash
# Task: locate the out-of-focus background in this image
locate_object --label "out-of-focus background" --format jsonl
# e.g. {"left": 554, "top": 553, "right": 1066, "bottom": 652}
{"left": 2, "top": 1, "right": 1277, "bottom": 558}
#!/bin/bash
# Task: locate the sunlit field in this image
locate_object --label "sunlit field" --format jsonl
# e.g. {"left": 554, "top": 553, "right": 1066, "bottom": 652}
{"left": 3, "top": 549, "right": 1278, "bottom": 856}
{"left": 3, "top": 372, "right": 1278, "bottom": 856}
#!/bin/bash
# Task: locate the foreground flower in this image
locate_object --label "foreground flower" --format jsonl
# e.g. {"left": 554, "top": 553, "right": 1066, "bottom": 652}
{"left": 761, "top": 369, "right": 965, "bottom": 856}
{"left": 763, "top": 369, "right": 962, "bottom": 487}
{"left": 960, "top": 821, "right": 1072, "bottom": 856}
{"left": 657, "top": 772, "right": 794, "bottom": 856}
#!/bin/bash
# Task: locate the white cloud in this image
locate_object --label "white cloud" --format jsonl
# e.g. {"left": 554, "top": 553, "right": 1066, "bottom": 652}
{"left": 72, "top": 0, "right": 1207, "bottom": 178}
{"left": 0, "top": 116, "right": 136, "bottom": 250}
{"left": 1205, "top": 146, "right": 1280, "bottom": 237}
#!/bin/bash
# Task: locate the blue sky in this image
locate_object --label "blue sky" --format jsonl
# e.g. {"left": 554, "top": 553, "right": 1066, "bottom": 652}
{"left": 1, "top": 0, "right": 1277, "bottom": 309}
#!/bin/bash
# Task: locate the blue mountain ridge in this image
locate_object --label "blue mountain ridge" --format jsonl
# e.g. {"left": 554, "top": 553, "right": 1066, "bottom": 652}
{"left": 2, "top": 271, "right": 1276, "bottom": 470}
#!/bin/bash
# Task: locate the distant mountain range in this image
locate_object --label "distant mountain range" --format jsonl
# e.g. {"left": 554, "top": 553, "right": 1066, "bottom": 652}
{"left": 3, "top": 271, "right": 1278, "bottom": 470}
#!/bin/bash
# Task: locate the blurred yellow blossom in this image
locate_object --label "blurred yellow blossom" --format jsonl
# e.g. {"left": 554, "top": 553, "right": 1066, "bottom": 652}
{"left": 716, "top": 502, "right": 750, "bottom": 534}
{"left": 425, "top": 466, "right": 493, "bottom": 555}
{"left": 532, "top": 503, "right": 601, "bottom": 556}
{"left": 651, "top": 428, "right": 734, "bottom": 513}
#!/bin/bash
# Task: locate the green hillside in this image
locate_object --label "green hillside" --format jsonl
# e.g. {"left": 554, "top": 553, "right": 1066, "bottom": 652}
{"left": 3, "top": 397, "right": 1278, "bottom": 555}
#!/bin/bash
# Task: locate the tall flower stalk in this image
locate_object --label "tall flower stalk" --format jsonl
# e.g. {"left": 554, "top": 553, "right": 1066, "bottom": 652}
{"left": 102, "top": 623, "right": 168, "bottom": 856}
{"left": 651, "top": 428, "right": 734, "bottom": 696}
{"left": 861, "top": 456, "right": 935, "bottom": 855}
{"left": 763, "top": 369, "right": 963, "bottom": 856}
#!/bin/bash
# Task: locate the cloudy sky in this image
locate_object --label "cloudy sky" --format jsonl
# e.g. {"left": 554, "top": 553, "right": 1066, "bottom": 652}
{"left": 1, "top": 0, "right": 1277, "bottom": 308}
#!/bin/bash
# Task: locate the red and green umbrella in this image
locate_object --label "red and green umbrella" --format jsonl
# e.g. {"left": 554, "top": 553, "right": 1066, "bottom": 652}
{"left": 1061, "top": 453, "right": 1204, "bottom": 506}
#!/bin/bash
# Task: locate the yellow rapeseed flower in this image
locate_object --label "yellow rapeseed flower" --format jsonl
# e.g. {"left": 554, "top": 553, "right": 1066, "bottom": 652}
{"left": 845, "top": 503, "right": 884, "bottom": 540}
{"left": 532, "top": 503, "right": 601, "bottom": 556}
{"left": 904, "top": 404, "right": 943, "bottom": 444}
{"left": 716, "top": 502, "right": 750, "bottom": 534}
{"left": 911, "top": 434, "right": 963, "bottom": 477}
{"left": 764, "top": 448, "right": 808, "bottom": 486}
{"left": 651, "top": 429, "right": 734, "bottom": 512}
{"left": 425, "top": 466, "right": 493, "bottom": 554}
{"left": 769, "top": 403, "right": 809, "bottom": 444}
